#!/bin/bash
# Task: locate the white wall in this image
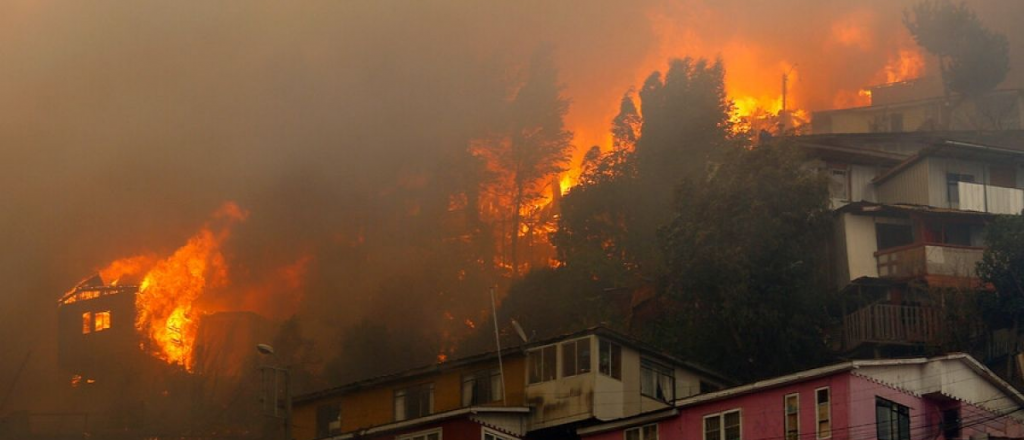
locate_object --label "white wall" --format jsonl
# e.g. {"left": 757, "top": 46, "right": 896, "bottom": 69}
{"left": 841, "top": 213, "right": 880, "bottom": 285}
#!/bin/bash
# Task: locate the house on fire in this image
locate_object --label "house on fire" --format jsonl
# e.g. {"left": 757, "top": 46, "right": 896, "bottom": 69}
{"left": 790, "top": 131, "right": 1024, "bottom": 363}
{"left": 578, "top": 353, "right": 1024, "bottom": 440}
{"left": 291, "top": 327, "right": 732, "bottom": 440}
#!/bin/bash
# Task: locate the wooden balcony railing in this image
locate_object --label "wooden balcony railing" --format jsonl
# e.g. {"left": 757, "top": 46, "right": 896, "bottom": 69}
{"left": 843, "top": 304, "right": 941, "bottom": 349}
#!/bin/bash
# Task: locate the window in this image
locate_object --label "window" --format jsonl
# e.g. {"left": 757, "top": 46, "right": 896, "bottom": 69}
{"left": 876, "top": 397, "right": 910, "bottom": 440}
{"left": 876, "top": 223, "right": 913, "bottom": 250}
{"left": 82, "top": 312, "right": 92, "bottom": 334}
{"left": 398, "top": 428, "right": 441, "bottom": 440}
{"left": 784, "top": 394, "right": 799, "bottom": 440}
{"left": 704, "top": 410, "right": 741, "bottom": 440}
{"left": 828, "top": 166, "right": 849, "bottom": 201}
{"left": 947, "top": 173, "right": 975, "bottom": 204}
{"left": 394, "top": 383, "right": 433, "bottom": 421}
{"left": 599, "top": 339, "right": 622, "bottom": 380}
{"left": 482, "top": 428, "right": 516, "bottom": 440}
{"left": 640, "top": 359, "right": 674, "bottom": 402}
{"left": 561, "top": 338, "right": 591, "bottom": 377}
{"left": 816, "top": 387, "right": 831, "bottom": 439}
{"left": 625, "top": 423, "right": 658, "bottom": 440}
{"left": 94, "top": 311, "right": 111, "bottom": 332}
{"left": 462, "top": 369, "right": 502, "bottom": 406}
{"left": 527, "top": 345, "right": 557, "bottom": 384}
{"left": 942, "top": 407, "right": 961, "bottom": 439}
{"left": 315, "top": 402, "right": 341, "bottom": 438}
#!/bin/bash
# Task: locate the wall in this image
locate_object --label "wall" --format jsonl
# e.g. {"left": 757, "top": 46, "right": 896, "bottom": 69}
{"left": 849, "top": 164, "right": 881, "bottom": 203}
{"left": 525, "top": 336, "right": 596, "bottom": 430}
{"left": 838, "top": 213, "right": 880, "bottom": 287}
{"left": 293, "top": 354, "right": 526, "bottom": 440}
{"left": 927, "top": 157, "right": 986, "bottom": 208}
{"left": 876, "top": 158, "right": 931, "bottom": 206}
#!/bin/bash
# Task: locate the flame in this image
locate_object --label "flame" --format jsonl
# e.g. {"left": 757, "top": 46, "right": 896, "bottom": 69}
{"left": 97, "top": 202, "right": 248, "bottom": 371}
{"left": 882, "top": 48, "right": 925, "bottom": 84}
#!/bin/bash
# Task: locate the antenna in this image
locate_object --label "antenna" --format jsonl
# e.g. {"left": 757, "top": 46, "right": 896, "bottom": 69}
{"left": 512, "top": 319, "right": 529, "bottom": 344}
{"left": 490, "top": 287, "right": 507, "bottom": 406}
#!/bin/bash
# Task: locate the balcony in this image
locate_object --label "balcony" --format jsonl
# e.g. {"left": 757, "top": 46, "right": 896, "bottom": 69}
{"left": 958, "top": 181, "right": 1024, "bottom": 215}
{"left": 876, "top": 243, "right": 984, "bottom": 282}
{"left": 843, "top": 303, "right": 941, "bottom": 348}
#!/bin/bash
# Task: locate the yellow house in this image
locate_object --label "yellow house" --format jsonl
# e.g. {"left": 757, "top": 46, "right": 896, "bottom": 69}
{"left": 292, "top": 327, "right": 731, "bottom": 440}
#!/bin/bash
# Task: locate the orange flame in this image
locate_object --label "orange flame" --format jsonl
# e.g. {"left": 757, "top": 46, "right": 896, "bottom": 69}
{"left": 883, "top": 48, "right": 925, "bottom": 84}
{"left": 98, "top": 202, "right": 248, "bottom": 371}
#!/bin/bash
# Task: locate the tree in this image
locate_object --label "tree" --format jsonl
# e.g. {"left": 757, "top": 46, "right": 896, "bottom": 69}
{"left": 473, "top": 45, "right": 573, "bottom": 275}
{"left": 655, "top": 142, "right": 834, "bottom": 381}
{"left": 904, "top": 1, "right": 1010, "bottom": 99}
{"left": 977, "top": 214, "right": 1024, "bottom": 339}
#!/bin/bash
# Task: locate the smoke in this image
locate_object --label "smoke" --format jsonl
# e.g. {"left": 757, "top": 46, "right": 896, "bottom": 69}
{"left": 1, "top": 0, "right": 1023, "bottom": 411}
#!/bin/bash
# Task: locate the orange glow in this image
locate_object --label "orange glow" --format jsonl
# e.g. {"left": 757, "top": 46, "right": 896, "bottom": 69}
{"left": 98, "top": 202, "right": 248, "bottom": 371}
{"left": 882, "top": 48, "right": 925, "bottom": 84}
{"left": 437, "top": 353, "right": 448, "bottom": 363}
{"left": 464, "top": 318, "right": 476, "bottom": 330}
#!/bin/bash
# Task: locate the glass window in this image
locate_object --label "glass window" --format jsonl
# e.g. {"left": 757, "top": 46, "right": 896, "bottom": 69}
{"left": 624, "top": 423, "right": 658, "bottom": 440}
{"left": 640, "top": 359, "right": 674, "bottom": 402}
{"left": 398, "top": 429, "right": 442, "bottom": 440}
{"left": 947, "top": 173, "right": 976, "bottom": 204}
{"left": 599, "top": 340, "right": 622, "bottom": 380}
{"left": 395, "top": 383, "right": 434, "bottom": 421}
{"left": 704, "top": 410, "right": 741, "bottom": 440}
{"left": 816, "top": 388, "right": 831, "bottom": 439}
{"left": 876, "top": 397, "right": 910, "bottom": 440}
{"left": 828, "top": 166, "right": 849, "bottom": 201}
{"left": 315, "top": 402, "right": 341, "bottom": 438}
{"left": 942, "top": 407, "right": 961, "bottom": 439}
{"left": 462, "top": 369, "right": 502, "bottom": 406}
{"left": 482, "top": 428, "right": 515, "bottom": 440}
{"left": 784, "top": 394, "right": 799, "bottom": 440}
{"left": 528, "top": 345, "right": 557, "bottom": 384}
{"left": 561, "top": 338, "right": 591, "bottom": 377}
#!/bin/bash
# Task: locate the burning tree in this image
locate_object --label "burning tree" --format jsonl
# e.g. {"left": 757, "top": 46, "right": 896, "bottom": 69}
{"left": 473, "top": 46, "right": 573, "bottom": 276}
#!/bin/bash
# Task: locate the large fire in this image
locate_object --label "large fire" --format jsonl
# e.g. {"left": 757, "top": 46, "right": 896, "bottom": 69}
{"left": 97, "top": 202, "right": 248, "bottom": 370}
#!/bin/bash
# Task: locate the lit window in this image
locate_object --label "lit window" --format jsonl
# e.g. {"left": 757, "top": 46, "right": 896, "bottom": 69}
{"left": 394, "top": 383, "right": 433, "bottom": 421}
{"left": 625, "top": 423, "right": 658, "bottom": 440}
{"left": 599, "top": 339, "right": 622, "bottom": 380}
{"left": 527, "top": 345, "right": 556, "bottom": 384}
{"left": 398, "top": 428, "right": 441, "bottom": 440}
{"left": 561, "top": 338, "right": 591, "bottom": 377}
{"left": 704, "top": 410, "right": 741, "bottom": 440}
{"left": 816, "top": 388, "right": 831, "bottom": 439}
{"left": 94, "top": 311, "right": 111, "bottom": 332}
{"left": 82, "top": 312, "right": 92, "bottom": 334}
{"left": 784, "top": 394, "right": 799, "bottom": 440}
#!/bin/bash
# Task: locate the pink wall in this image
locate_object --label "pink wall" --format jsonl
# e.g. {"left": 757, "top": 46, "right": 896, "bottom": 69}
{"left": 583, "top": 371, "right": 1024, "bottom": 440}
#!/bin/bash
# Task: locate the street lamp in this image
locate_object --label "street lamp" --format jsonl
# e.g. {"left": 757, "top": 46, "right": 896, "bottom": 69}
{"left": 256, "top": 343, "right": 291, "bottom": 440}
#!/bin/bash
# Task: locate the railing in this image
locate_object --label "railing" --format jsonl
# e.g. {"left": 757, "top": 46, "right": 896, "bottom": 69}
{"left": 959, "top": 181, "right": 1024, "bottom": 215}
{"left": 876, "top": 243, "right": 984, "bottom": 279}
{"left": 844, "top": 304, "right": 941, "bottom": 348}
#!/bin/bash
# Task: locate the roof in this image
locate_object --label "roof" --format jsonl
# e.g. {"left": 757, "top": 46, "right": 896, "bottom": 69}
{"left": 578, "top": 353, "right": 1024, "bottom": 436}
{"left": 322, "top": 406, "right": 531, "bottom": 440}
{"left": 874, "top": 138, "right": 1024, "bottom": 185}
{"left": 836, "top": 201, "right": 997, "bottom": 219}
{"left": 295, "top": 326, "right": 733, "bottom": 404}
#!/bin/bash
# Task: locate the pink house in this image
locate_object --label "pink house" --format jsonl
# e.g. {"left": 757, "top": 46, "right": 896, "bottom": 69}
{"left": 578, "top": 354, "right": 1024, "bottom": 440}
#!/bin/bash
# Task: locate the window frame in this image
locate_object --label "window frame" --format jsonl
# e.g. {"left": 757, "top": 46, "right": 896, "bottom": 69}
{"left": 784, "top": 393, "right": 799, "bottom": 440}
{"left": 703, "top": 409, "right": 742, "bottom": 440}
{"left": 527, "top": 345, "right": 557, "bottom": 384}
{"left": 561, "top": 337, "right": 591, "bottom": 378}
{"left": 640, "top": 358, "right": 675, "bottom": 402}
{"left": 481, "top": 427, "right": 517, "bottom": 440}
{"left": 876, "top": 397, "right": 910, "bottom": 440}
{"left": 624, "top": 423, "right": 658, "bottom": 440}
{"left": 599, "top": 339, "right": 622, "bottom": 380}
{"left": 815, "top": 387, "right": 831, "bottom": 439}
{"left": 394, "top": 383, "right": 435, "bottom": 422}
{"left": 82, "top": 312, "right": 92, "bottom": 334}
{"left": 94, "top": 311, "right": 111, "bottom": 332}
{"left": 397, "top": 427, "right": 442, "bottom": 440}
{"left": 462, "top": 368, "right": 502, "bottom": 407}
{"left": 315, "top": 402, "right": 342, "bottom": 439}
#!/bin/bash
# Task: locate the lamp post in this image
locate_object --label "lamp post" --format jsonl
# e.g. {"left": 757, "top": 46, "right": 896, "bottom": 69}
{"left": 256, "top": 343, "right": 291, "bottom": 440}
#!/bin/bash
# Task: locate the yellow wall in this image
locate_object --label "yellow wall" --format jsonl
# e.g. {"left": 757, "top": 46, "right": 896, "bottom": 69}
{"left": 293, "top": 354, "right": 526, "bottom": 440}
